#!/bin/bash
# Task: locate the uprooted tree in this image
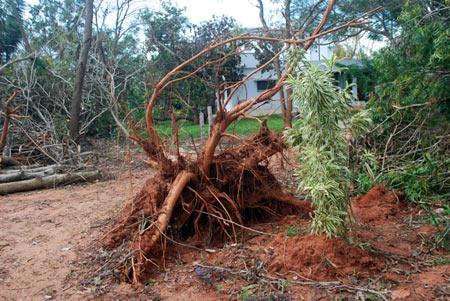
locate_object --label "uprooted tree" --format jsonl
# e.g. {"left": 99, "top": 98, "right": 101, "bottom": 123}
{"left": 102, "top": 0, "right": 380, "bottom": 283}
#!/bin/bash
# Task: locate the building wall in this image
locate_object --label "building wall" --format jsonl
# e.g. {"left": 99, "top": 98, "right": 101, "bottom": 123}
{"left": 305, "top": 39, "right": 335, "bottom": 61}
{"left": 226, "top": 46, "right": 360, "bottom": 117}
{"left": 226, "top": 53, "right": 285, "bottom": 116}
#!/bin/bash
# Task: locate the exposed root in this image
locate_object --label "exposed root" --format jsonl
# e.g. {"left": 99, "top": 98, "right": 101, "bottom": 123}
{"left": 103, "top": 125, "right": 311, "bottom": 283}
{"left": 132, "top": 171, "right": 194, "bottom": 279}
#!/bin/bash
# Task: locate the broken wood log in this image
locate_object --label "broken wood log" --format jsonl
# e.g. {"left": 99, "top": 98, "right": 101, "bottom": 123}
{"left": 0, "top": 166, "right": 57, "bottom": 183}
{"left": 0, "top": 170, "right": 100, "bottom": 195}
{"left": 0, "top": 164, "right": 58, "bottom": 174}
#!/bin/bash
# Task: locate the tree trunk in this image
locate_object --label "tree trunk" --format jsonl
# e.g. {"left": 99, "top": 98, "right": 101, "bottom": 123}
{"left": 14, "top": 11, "right": 32, "bottom": 54}
{"left": 273, "top": 59, "right": 287, "bottom": 125}
{"left": 257, "top": 0, "right": 291, "bottom": 128}
{"left": 1, "top": 92, "right": 17, "bottom": 164}
{"left": 284, "top": 0, "right": 293, "bottom": 128}
{"left": 0, "top": 167, "right": 56, "bottom": 183}
{"left": 285, "top": 87, "right": 293, "bottom": 128}
{"left": 0, "top": 170, "right": 100, "bottom": 195}
{"left": 69, "top": 0, "right": 94, "bottom": 141}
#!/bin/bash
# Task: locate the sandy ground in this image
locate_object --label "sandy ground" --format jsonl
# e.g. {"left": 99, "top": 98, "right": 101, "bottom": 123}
{"left": 0, "top": 171, "right": 148, "bottom": 301}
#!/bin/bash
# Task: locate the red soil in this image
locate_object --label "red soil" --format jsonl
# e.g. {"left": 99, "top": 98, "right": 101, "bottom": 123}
{"left": 251, "top": 185, "right": 409, "bottom": 282}
{"left": 351, "top": 184, "right": 406, "bottom": 224}
{"left": 267, "top": 234, "right": 383, "bottom": 281}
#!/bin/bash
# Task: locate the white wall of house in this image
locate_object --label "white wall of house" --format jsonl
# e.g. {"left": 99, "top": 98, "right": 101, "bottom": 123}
{"left": 225, "top": 52, "right": 286, "bottom": 116}
{"left": 225, "top": 41, "right": 360, "bottom": 116}
{"left": 305, "top": 38, "right": 335, "bottom": 61}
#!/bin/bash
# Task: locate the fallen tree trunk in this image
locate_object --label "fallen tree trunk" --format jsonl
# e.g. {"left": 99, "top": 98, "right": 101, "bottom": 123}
{"left": 0, "top": 170, "right": 100, "bottom": 195}
{"left": 0, "top": 164, "right": 63, "bottom": 173}
{"left": 0, "top": 169, "right": 56, "bottom": 183}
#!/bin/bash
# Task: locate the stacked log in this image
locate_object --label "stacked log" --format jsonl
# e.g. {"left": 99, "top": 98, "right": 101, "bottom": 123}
{"left": 0, "top": 165, "right": 100, "bottom": 195}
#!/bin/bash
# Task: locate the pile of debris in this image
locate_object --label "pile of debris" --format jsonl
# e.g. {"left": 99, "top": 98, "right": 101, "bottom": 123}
{"left": 0, "top": 92, "right": 101, "bottom": 195}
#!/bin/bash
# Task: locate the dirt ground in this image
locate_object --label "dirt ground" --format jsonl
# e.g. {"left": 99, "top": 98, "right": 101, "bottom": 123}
{"left": 0, "top": 166, "right": 449, "bottom": 300}
{"left": 0, "top": 168, "right": 149, "bottom": 301}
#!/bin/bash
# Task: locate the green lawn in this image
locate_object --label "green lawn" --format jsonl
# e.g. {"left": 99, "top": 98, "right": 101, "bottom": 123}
{"left": 155, "top": 114, "right": 284, "bottom": 140}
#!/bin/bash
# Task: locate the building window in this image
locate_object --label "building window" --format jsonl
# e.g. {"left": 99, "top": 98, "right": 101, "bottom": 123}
{"left": 256, "top": 80, "right": 276, "bottom": 91}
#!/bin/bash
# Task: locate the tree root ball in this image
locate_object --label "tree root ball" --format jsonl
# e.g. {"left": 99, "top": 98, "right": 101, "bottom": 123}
{"left": 102, "top": 127, "right": 312, "bottom": 283}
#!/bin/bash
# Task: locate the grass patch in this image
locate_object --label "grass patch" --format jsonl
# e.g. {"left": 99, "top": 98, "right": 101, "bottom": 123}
{"left": 430, "top": 257, "right": 450, "bottom": 266}
{"left": 286, "top": 226, "right": 301, "bottom": 237}
{"left": 155, "top": 115, "right": 284, "bottom": 140}
{"left": 155, "top": 119, "right": 201, "bottom": 140}
{"left": 286, "top": 224, "right": 308, "bottom": 237}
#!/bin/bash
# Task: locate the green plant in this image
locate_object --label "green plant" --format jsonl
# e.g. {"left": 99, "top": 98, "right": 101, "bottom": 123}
{"left": 286, "top": 49, "right": 371, "bottom": 237}
{"left": 146, "top": 278, "right": 156, "bottom": 285}
{"left": 351, "top": 150, "right": 378, "bottom": 194}
{"left": 239, "top": 287, "right": 254, "bottom": 300}
{"left": 215, "top": 283, "right": 224, "bottom": 292}
{"left": 286, "top": 226, "right": 301, "bottom": 237}
{"left": 430, "top": 256, "right": 450, "bottom": 266}
{"left": 428, "top": 204, "right": 450, "bottom": 250}
{"left": 277, "top": 279, "right": 292, "bottom": 292}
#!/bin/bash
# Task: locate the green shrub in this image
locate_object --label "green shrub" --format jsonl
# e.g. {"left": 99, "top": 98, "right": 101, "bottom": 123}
{"left": 286, "top": 49, "right": 371, "bottom": 237}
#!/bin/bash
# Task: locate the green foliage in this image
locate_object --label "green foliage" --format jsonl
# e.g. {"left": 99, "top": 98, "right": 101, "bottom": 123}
{"left": 140, "top": 2, "right": 242, "bottom": 122}
{"left": 339, "top": 59, "right": 377, "bottom": 101}
{"left": 368, "top": 1, "right": 450, "bottom": 122}
{"left": 215, "top": 283, "right": 224, "bottom": 292}
{"left": 351, "top": 148, "right": 449, "bottom": 248}
{"left": 350, "top": 150, "right": 378, "bottom": 194}
{"left": 430, "top": 256, "right": 450, "bottom": 266}
{"left": 0, "top": 0, "right": 24, "bottom": 62}
{"left": 286, "top": 49, "right": 372, "bottom": 237}
{"left": 350, "top": 110, "right": 373, "bottom": 138}
{"left": 286, "top": 226, "right": 301, "bottom": 237}
{"left": 345, "top": 3, "right": 449, "bottom": 248}
{"left": 239, "top": 287, "right": 254, "bottom": 300}
{"left": 355, "top": 151, "right": 447, "bottom": 202}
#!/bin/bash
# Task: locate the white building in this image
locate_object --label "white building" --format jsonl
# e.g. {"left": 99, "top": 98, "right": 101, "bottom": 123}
{"left": 225, "top": 41, "right": 361, "bottom": 116}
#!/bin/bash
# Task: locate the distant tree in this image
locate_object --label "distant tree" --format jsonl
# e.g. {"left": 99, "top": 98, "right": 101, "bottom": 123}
{"left": 255, "top": 0, "right": 291, "bottom": 128}
{"left": 0, "top": 0, "right": 23, "bottom": 63}
{"left": 140, "top": 2, "right": 192, "bottom": 120}
{"left": 369, "top": 0, "right": 450, "bottom": 120}
{"left": 90, "top": 0, "right": 146, "bottom": 137}
{"left": 334, "top": 0, "right": 405, "bottom": 43}
{"left": 28, "top": 0, "right": 83, "bottom": 59}
{"left": 191, "top": 16, "right": 243, "bottom": 116}
{"left": 141, "top": 2, "right": 242, "bottom": 122}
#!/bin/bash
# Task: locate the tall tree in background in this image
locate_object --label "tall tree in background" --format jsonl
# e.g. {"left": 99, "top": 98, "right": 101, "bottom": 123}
{"left": 0, "top": 0, "right": 23, "bottom": 63}
{"left": 141, "top": 2, "right": 243, "bottom": 122}
{"left": 335, "top": 0, "right": 404, "bottom": 43}
{"left": 69, "top": 0, "right": 94, "bottom": 140}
